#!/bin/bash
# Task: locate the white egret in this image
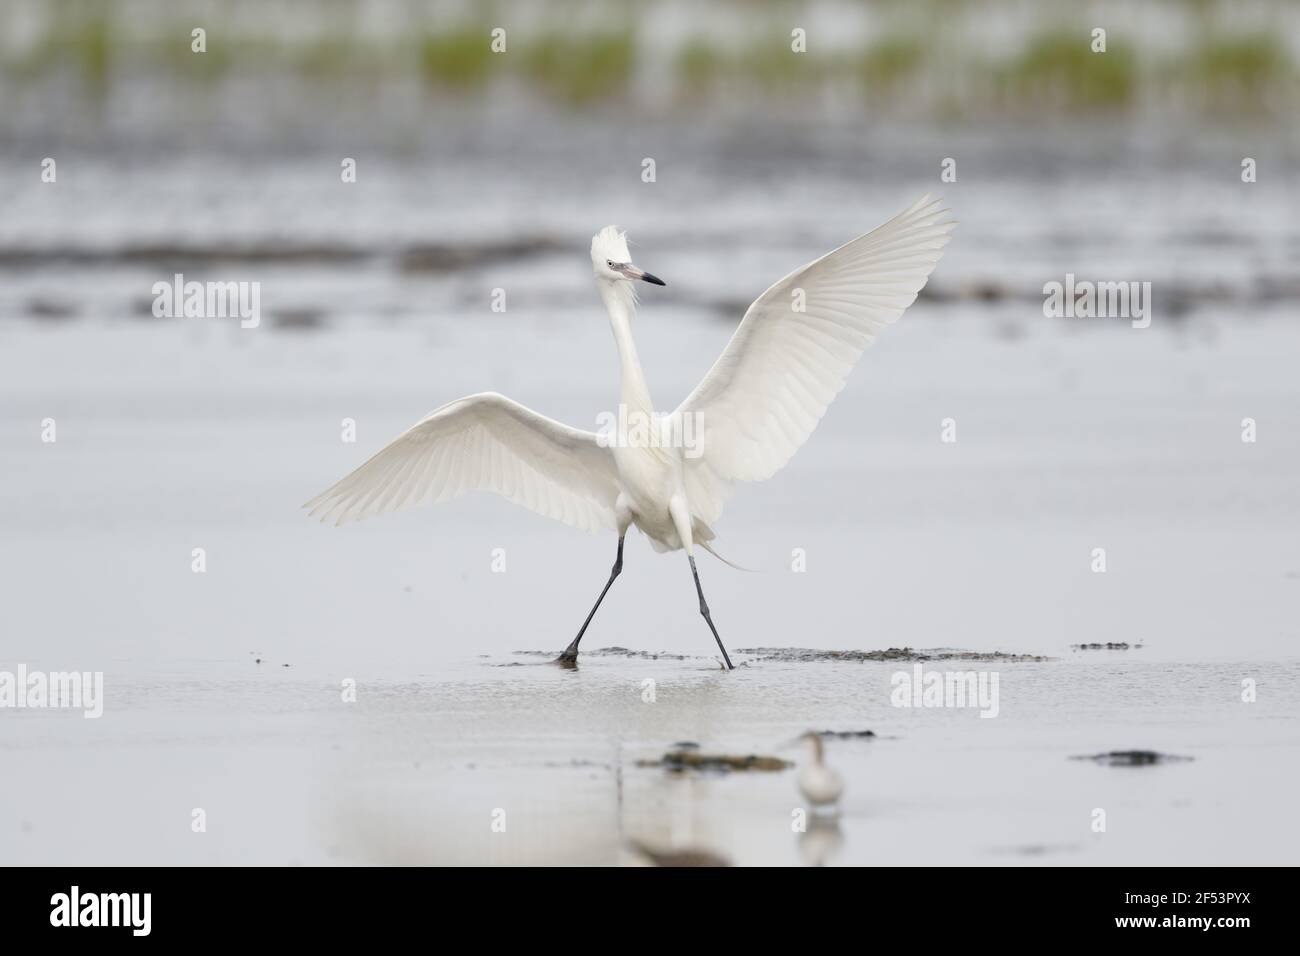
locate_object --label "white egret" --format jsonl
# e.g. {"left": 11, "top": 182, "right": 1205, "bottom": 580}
{"left": 797, "top": 732, "right": 845, "bottom": 813}
{"left": 305, "top": 196, "right": 955, "bottom": 668}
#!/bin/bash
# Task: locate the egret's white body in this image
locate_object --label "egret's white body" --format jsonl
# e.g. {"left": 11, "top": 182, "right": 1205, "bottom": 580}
{"left": 306, "top": 196, "right": 954, "bottom": 666}
{"left": 798, "top": 734, "right": 845, "bottom": 812}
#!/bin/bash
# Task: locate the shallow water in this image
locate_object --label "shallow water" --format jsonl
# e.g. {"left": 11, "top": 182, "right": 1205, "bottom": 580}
{"left": 2, "top": 653, "right": 1296, "bottom": 866}
{"left": 2, "top": 105, "right": 1299, "bottom": 864}
{"left": 2, "top": 310, "right": 1298, "bottom": 865}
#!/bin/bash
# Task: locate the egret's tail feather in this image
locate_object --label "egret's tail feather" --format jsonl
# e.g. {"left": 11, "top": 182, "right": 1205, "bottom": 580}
{"left": 700, "top": 540, "right": 758, "bottom": 572}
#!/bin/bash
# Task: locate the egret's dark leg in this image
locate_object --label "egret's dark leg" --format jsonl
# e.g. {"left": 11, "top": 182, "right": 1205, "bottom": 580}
{"left": 690, "top": 555, "right": 734, "bottom": 670}
{"left": 557, "top": 535, "right": 624, "bottom": 665}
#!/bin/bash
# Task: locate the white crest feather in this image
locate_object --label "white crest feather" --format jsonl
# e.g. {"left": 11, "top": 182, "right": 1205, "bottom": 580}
{"left": 591, "top": 225, "right": 630, "bottom": 265}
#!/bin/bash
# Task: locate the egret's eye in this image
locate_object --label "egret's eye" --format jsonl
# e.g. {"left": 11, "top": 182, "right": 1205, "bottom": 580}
{"left": 607, "top": 260, "right": 616, "bottom": 269}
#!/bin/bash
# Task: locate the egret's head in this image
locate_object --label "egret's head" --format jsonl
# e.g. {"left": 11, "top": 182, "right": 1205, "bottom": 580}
{"left": 591, "top": 226, "right": 666, "bottom": 288}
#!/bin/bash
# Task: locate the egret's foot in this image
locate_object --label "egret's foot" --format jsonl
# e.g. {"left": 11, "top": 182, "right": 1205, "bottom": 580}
{"left": 699, "top": 604, "right": 734, "bottom": 670}
{"left": 555, "top": 640, "right": 581, "bottom": 668}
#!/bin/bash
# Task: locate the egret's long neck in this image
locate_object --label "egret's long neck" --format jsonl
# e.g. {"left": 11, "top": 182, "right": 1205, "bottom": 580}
{"left": 600, "top": 282, "right": 654, "bottom": 415}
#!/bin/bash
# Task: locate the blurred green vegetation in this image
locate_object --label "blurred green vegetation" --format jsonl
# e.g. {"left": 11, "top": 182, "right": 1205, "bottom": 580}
{"left": 298, "top": 36, "right": 366, "bottom": 81}
{"left": 5, "top": 4, "right": 114, "bottom": 90}
{"left": 857, "top": 39, "right": 926, "bottom": 99}
{"left": 997, "top": 32, "right": 1139, "bottom": 110}
{"left": 417, "top": 28, "right": 497, "bottom": 89}
{"left": 0, "top": 0, "right": 1293, "bottom": 117}
{"left": 1179, "top": 34, "right": 1291, "bottom": 112}
{"left": 676, "top": 39, "right": 723, "bottom": 94}
{"left": 735, "top": 36, "right": 826, "bottom": 96}
{"left": 521, "top": 31, "right": 635, "bottom": 104}
{"left": 673, "top": 36, "right": 825, "bottom": 103}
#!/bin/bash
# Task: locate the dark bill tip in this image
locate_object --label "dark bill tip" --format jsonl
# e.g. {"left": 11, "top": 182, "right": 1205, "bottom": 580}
{"left": 639, "top": 272, "right": 667, "bottom": 287}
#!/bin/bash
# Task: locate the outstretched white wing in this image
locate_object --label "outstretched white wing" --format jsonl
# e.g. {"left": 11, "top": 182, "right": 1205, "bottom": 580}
{"left": 673, "top": 195, "right": 954, "bottom": 524}
{"left": 305, "top": 392, "right": 620, "bottom": 532}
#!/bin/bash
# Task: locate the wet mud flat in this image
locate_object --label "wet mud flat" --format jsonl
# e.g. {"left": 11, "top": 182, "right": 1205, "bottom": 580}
{"left": 735, "top": 647, "right": 1054, "bottom": 663}
{"left": 512, "top": 645, "right": 1054, "bottom": 664}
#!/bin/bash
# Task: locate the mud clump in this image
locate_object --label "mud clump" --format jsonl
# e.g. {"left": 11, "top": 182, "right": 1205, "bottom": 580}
{"left": 1072, "top": 750, "right": 1193, "bottom": 766}
{"left": 638, "top": 750, "right": 792, "bottom": 773}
